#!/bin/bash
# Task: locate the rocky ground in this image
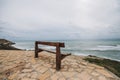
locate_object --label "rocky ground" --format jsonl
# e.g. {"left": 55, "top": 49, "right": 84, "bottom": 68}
{"left": 0, "top": 50, "right": 119, "bottom": 80}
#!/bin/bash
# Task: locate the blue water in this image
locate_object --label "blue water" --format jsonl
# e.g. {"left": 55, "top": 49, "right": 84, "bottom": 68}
{"left": 13, "top": 40, "right": 120, "bottom": 61}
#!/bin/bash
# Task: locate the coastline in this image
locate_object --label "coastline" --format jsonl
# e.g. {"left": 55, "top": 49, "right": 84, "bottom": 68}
{"left": 0, "top": 50, "right": 119, "bottom": 80}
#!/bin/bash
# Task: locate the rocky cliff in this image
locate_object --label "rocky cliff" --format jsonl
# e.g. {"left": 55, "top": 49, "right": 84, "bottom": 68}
{"left": 0, "top": 39, "right": 20, "bottom": 50}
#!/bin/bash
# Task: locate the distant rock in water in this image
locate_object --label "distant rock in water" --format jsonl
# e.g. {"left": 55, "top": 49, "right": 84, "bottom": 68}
{"left": 0, "top": 39, "right": 20, "bottom": 50}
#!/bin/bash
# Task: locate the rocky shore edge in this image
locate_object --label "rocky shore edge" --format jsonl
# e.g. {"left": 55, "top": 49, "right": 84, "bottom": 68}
{"left": 0, "top": 39, "right": 20, "bottom": 50}
{"left": 0, "top": 50, "right": 120, "bottom": 80}
{"left": 84, "top": 55, "right": 120, "bottom": 78}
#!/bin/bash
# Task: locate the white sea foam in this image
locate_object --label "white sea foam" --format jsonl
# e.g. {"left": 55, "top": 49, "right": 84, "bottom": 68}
{"left": 89, "top": 45, "right": 120, "bottom": 51}
{"left": 73, "top": 52, "right": 88, "bottom": 56}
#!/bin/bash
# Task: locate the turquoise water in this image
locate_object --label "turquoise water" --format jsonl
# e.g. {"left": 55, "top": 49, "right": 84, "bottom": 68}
{"left": 13, "top": 40, "right": 120, "bottom": 61}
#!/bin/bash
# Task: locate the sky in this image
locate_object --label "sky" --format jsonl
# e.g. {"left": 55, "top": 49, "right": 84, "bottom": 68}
{"left": 0, "top": 0, "right": 120, "bottom": 40}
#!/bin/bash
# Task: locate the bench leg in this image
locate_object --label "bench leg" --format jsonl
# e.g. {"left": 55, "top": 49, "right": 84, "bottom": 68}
{"left": 35, "top": 51, "right": 38, "bottom": 58}
{"left": 35, "top": 42, "right": 38, "bottom": 58}
{"left": 56, "top": 45, "right": 61, "bottom": 71}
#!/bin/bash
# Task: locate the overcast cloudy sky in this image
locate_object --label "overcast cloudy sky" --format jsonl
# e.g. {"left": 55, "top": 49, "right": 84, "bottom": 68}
{"left": 0, "top": 0, "right": 120, "bottom": 40}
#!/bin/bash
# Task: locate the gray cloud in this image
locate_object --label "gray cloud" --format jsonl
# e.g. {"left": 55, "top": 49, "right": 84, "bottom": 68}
{"left": 0, "top": 0, "right": 120, "bottom": 40}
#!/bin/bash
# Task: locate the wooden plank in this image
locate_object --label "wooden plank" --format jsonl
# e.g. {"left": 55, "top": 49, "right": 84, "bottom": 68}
{"left": 38, "top": 49, "right": 56, "bottom": 54}
{"left": 36, "top": 41, "right": 65, "bottom": 47}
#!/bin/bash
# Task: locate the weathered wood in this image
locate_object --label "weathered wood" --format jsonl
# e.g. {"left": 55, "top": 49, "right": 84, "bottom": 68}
{"left": 38, "top": 49, "right": 56, "bottom": 54}
{"left": 56, "top": 44, "right": 61, "bottom": 70}
{"left": 36, "top": 41, "right": 65, "bottom": 47}
{"left": 38, "top": 48, "right": 71, "bottom": 59}
{"left": 35, "top": 42, "right": 38, "bottom": 58}
{"left": 35, "top": 41, "right": 65, "bottom": 71}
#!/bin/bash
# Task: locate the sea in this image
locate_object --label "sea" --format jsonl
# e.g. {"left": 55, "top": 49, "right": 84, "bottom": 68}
{"left": 13, "top": 39, "right": 120, "bottom": 61}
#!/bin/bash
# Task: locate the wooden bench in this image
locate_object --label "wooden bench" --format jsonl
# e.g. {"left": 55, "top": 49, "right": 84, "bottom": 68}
{"left": 35, "top": 41, "right": 65, "bottom": 71}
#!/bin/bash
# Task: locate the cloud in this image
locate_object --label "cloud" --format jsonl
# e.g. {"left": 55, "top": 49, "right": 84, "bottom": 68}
{"left": 0, "top": 0, "right": 120, "bottom": 40}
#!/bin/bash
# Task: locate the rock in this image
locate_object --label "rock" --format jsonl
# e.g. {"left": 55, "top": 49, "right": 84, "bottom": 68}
{"left": 31, "top": 72, "right": 38, "bottom": 79}
{"left": 0, "top": 50, "right": 119, "bottom": 80}
{"left": 98, "top": 76, "right": 107, "bottom": 80}
{"left": 18, "top": 73, "right": 27, "bottom": 79}
{"left": 8, "top": 72, "right": 18, "bottom": 80}
{"left": 91, "top": 71, "right": 100, "bottom": 77}
{"left": 51, "top": 74, "right": 59, "bottom": 80}
{"left": 96, "top": 69, "right": 114, "bottom": 78}
{"left": 0, "top": 39, "right": 15, "bottom": 45}
{"left": 39, "top": 70, "right": 51, "bottom": 80}
{"left": 22, "top": 69, "right": 33, "bottom": 73}
{"left": 58, "top": 77, "right": 66, "bottom": 80}
{"left": 0, "top": 39, "right": 20, "bottom": 50}
{"left": 21, "top": 77, "right": 36, "bottom": 80}
{"left": 76, "top": 71, "right": 92, "bottom": 80}
{"left": 25, "top": 63, "right": 31, "bottom": 69}
{"left": 38, "top": 67, "right": 48, "bottom": 73}
{"left": 62, "top": 72, "right": 76, "bottom": 78}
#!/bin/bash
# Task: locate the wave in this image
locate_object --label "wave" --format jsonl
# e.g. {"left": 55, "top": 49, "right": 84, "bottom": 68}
{"left": 89, "top": 45, "right": 120, "bottom": 51}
